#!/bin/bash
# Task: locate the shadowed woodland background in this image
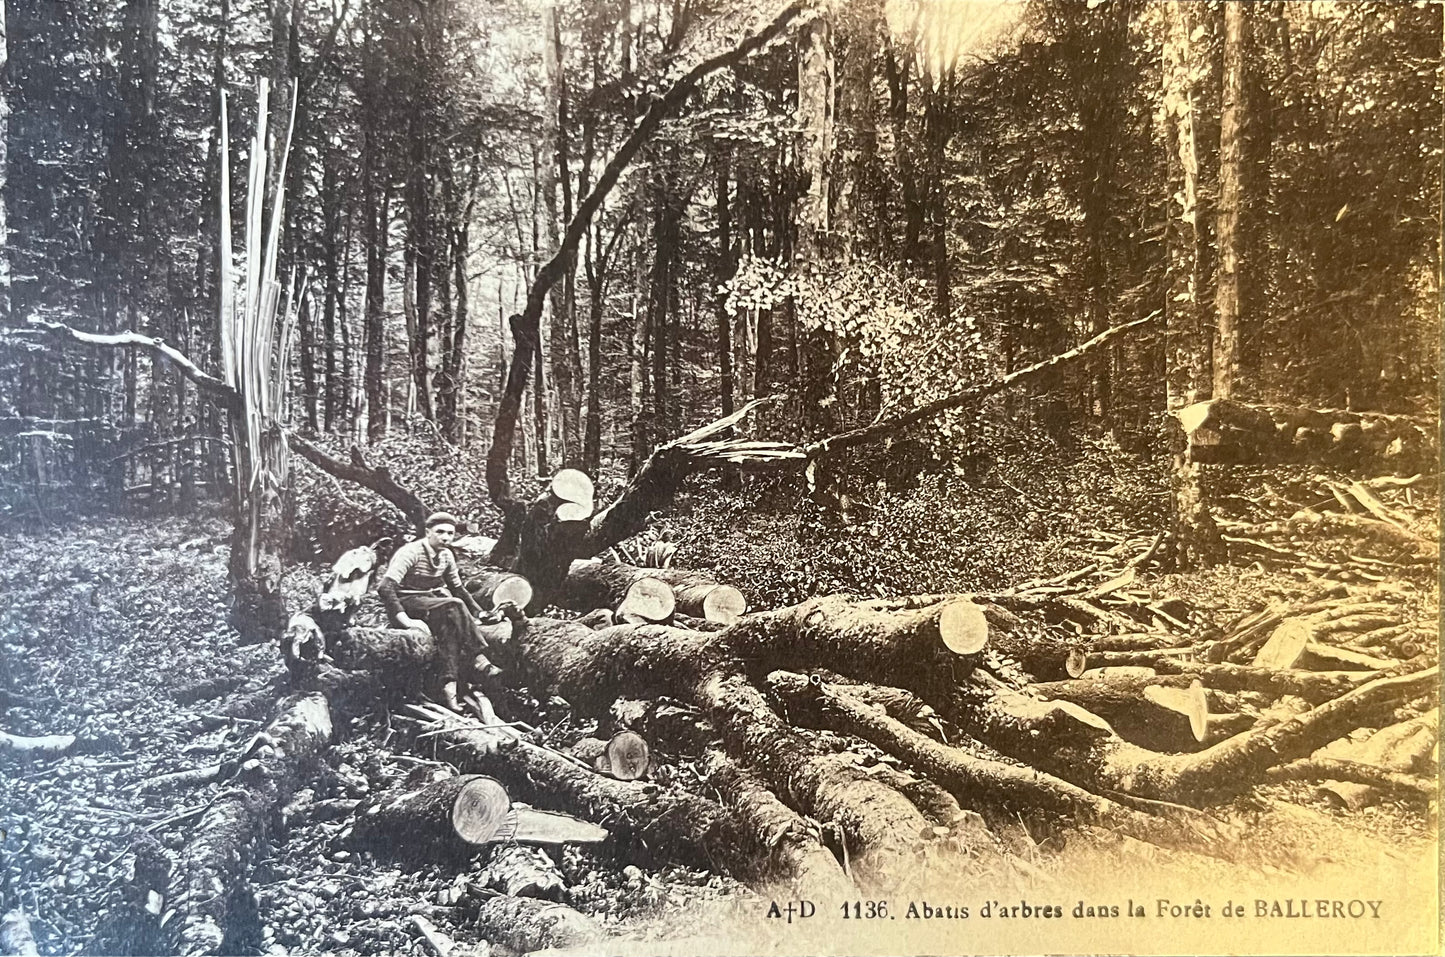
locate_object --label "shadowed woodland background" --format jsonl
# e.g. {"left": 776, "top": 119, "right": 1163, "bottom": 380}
{"left": 0, "top": 0, "right": 1436, "bottom": 514}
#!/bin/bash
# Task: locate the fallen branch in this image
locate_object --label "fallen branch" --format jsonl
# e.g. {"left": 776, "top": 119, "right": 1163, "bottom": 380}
{"left": 1265, "top": 758, "right": 1436, "bottom": 800}
{"left": 287, "top": 433, "right": 430, "bottom": 533}
{"left": 0, "top": 730, "right": 77, "bottom": 759}
{"left": 765, "top": 672, "right": 1224, "bottom": 852}
{"left": 954, "top": 665, "right": 1439, "bottom": 806}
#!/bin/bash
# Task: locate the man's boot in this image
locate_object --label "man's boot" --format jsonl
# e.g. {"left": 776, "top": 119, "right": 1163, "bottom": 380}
{"left": 439, "top": 680, "right": 462, "bottom": 713}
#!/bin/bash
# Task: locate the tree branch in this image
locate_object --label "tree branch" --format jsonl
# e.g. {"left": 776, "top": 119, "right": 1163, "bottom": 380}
{"left": 11, "top": 318, "right": 241, "bottom": 416}
{"left": 287, "top": 432, "right": 431, "bottom": 533}
{"left": 802, "top": 312, "right": 1160, "bottom": 460}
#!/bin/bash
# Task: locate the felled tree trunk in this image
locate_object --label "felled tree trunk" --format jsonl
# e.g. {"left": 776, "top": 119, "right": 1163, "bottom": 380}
{"left": 951, "top": 666, "right": 1439, "bottom": 806}
{"left": 503, "top": 616, "right": 992, "bottom": 886}
{"left": 763, "top": 672, "right": 1215, "bottom": 849}
{"left": 161, "top": 692, "right": 333, "bottom": 956}
{"left": 698, "top": 749, "right": 853, "bottom": 897}
{"left": 466, "top": 569, "right": 534, "bottom": 612}
{"left": 727, "top": 595, "right": 990, "bottom": 692}
{"left": 1179, "top": 398, "right": 1434, "bottom": 471}
{"left": 477, "top": 845, "right": 567, "bottom": 901}
{"left": 0, "top": 730, "right": 76, "bottom": 759}
{"left": 430, "top": 718, "right": 755, "bottom": 877}
{"left": 1026, "top": 677, "right": 1215, "bottom": 752}
{"left": 349, "top": 774, "right": 514, "bottom": 862}
{"left": 566, "top": 559, "right": 747, "bottom": 623}
{"left": 467, "top": 894, "right": 603, "bottom": 953}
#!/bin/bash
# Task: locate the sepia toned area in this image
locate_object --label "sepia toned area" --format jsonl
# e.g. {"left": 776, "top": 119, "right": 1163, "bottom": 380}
{"left": 0, "top": 1, "right": 1438, "bottom": 956}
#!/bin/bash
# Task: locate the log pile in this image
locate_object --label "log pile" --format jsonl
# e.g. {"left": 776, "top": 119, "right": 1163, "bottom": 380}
{"left": 137, "top": 494, "right": 1438, "bottom": 956}
{"left": 145, "top": 323, "right": 1434, "bottom": 955}
{"left": 1179, "top": 398, "right": 1434, "bottom": 471}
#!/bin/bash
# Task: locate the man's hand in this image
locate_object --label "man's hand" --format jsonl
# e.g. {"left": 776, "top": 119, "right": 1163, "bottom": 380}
{"left": 397, "top": 614, "right": 432, "bottom": 635}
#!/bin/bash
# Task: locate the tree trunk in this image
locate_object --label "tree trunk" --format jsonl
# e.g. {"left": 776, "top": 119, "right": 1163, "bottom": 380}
{"left": 565, "top": 560, "right": 748, "bottom": 624}
{"left": 468, "top": 894, "right": 603, "bottom": 953}
{"left": 1163, "top": 0, "right": 1222, "bottom": 567}
{"left": 432, "top": 716, "right": 756, "bottom": 877}
{"left": 350, "top": 774, "right": 515, "bottom": 862}
{"left": 949, "top": 665, "right": 1438, "bottom": 806}
{"left": 321, "top": 156, "right": 342, "bottom": 431}
{"left": 450, "top": 221, "right": 471, "bottom": 443}
{"left": 714, "top": 149, "right": 735, "bottom": 421}
{"left": 363, "top": 179, "right": 390, "bottom": 440}
{"left": 764, "top": 672, "right": 1201, "bottom": 848}
{"left": 1213, "top": 1, "right": 1247, "bottom": 400}
{"left": 161, "top": 692, "right": 333, "bottom": 956}
{"left": 796, "top": 14, "right": 837, "bottom": 446}
{"left": 544, "top": 4, "right": 582, "bottom": 465}
{"left": 406, "top": 96, "right": 435, "bottom": 422}
{"left": 0, "top": 0, "right": 10, "bottom": 320}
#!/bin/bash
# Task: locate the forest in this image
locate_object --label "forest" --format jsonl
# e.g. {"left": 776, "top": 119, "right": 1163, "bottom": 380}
{"left": 0, "top": 1, "right": 1440, "bottom": 955}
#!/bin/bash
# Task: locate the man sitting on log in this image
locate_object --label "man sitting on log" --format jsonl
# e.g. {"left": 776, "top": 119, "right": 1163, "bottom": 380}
{"left": 378, "top": 512, "right": 498, "bottom": 712}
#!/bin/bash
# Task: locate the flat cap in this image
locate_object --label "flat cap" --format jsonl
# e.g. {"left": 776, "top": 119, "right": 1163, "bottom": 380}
{"left": 425, "top": 511, "right": 460, "bottom": 529}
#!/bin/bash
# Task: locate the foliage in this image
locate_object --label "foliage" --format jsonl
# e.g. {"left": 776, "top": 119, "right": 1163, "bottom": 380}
{"left": 671, "top": 426, "right": 1166, "bottom": 608}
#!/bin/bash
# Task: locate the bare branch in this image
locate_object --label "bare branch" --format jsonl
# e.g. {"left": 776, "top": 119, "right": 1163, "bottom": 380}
{"left": 12, "top": 318, "right": 241, "bottom": 415}
{"left": 803, "top": 312, "right": 1160, "bottom": 460}
{"left": 287, "top": 432, "right": 431, "bottom": 533}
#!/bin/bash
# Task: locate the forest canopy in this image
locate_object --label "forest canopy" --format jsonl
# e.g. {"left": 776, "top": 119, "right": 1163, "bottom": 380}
{"left": 0, "top": 0, "right": 1437, "bottom": 501}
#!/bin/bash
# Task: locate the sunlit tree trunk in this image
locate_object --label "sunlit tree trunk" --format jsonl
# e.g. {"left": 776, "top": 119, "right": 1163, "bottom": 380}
{"left": 544, "top": 4, "right": 583, "bottom": 465}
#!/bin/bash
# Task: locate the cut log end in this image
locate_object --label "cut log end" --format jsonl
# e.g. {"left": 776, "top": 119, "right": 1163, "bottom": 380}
{"left": 550, "top": 468, "right": 595, "bottom": 509}
{"left": 604, "top": 730, "right": 651, "bottom": 781}
{"left": 938, "top": 600, "right": 989, "bottom": 655}
{"left": 1253, "top": 619, "right": 1312, "bottom": 670}
{"left": 617, "top": 578, "right": 675, "bottom": 624}
{"left": 451, "top": 776, "right": 515, "bottom": 845}
{"left": 701, "top": 585, "right": 747, "bottom": 625}
{"left": 490, "top": 575, "right": 535, "bottom": 611}
{"left": 1065, "top": 648, "right": 1089, "bottom": 679}
{"left": 1144, "top": 679, "right": 1210, "bottom": 743}
{"left": 555, "top": 501, "right": 593, "bottom": 524}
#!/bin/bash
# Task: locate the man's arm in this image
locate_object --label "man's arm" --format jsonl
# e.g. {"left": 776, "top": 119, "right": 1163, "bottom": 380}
{"left": 379, "top": 542, "right": 430, "bottom": 632}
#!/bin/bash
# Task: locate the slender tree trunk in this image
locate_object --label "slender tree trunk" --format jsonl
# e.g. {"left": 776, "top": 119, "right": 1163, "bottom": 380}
{"left": 0, "top": 1, "right": 10, "bottom": 321}
{"left": 1163, "top": 0, "right": 1222, "bottom": 568}
{"left": 1213, "top": 1, "right": 1247, "bottom": 400}
{"left": 364, "top": 187, "right": 390, "bottom": 441}
{"left": 545, "top": 5, "right": 582, "bottom": 465}
{"left": 715, "top": 150, "right": 735, "bottom": 420}
{"left": 797, "top": 15, "right": 836, "bottom": 435}
{"left": 408, "top": 135, "right": 435, "bottom": 422}
{"left": 321, "top": 157, "right": 341, "bottom": 431}
{"left": 629, "top": 271, "right": 648, "bottom": 474}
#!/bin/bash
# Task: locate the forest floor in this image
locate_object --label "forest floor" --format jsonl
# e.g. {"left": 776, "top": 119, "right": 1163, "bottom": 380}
{"left": 0, "top": 439, "right": 1438, "bottom": 956}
